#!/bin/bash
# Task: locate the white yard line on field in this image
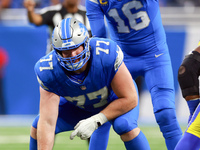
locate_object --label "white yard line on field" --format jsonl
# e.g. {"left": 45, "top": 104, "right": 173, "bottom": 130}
{"left": 0, "top": 135, "right": 29, "bottom": 144}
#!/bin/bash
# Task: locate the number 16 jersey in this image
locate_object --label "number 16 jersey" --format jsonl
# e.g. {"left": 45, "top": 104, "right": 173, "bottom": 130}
{"left": 86, "top": 0, "right": 166, "bottom": 56}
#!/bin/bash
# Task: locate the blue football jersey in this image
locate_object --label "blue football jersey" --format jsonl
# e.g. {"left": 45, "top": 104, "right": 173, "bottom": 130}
{"left": 34, "top": 37, "right": 124, "bottom": 112}
{"left": 86, "top": 0, "right": 166, "bottom": 55}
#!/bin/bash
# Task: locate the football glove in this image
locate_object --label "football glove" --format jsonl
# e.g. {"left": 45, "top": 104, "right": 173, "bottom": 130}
{"left": 70, "top": 113, "right": 108, "bottom": 140}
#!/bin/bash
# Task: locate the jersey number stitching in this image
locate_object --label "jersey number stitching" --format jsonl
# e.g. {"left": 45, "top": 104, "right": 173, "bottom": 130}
{"left": 39, "top": 54, "right": 53, "bottom": 71}
{"left": 108, "top": 0, "right": 150, "bottom": 33}
{"left": 64, "top": 86, "right": 108, "bottom": 108}
{"left": 96, "top": 40, "right": 110, "bottom": 55}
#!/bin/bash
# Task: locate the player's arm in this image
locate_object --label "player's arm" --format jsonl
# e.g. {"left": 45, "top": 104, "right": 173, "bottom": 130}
{"left": 186, "top": 45, "right": 200, "bottom": 100}
{"left": 101, "top": 62, "right": 138, "bottom": 120}
{"left": 24, "top": 0, "right": 43, "bottom": 25}
{"left": 70, "top": 63, "right": 138, "bottom": 140}
{"left": 37, "top": 86, "right": 60, "bottom": 150}
{"left": 178, "top": 45, "right": 200, "bottom": 122}
{"left": 178, "top": 45, "right": 200, "bottom": 101}
{"left": 85, "top": 0, "right": 107, "bottom": 38}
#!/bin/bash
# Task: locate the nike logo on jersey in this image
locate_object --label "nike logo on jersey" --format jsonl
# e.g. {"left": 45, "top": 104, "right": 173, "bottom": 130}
{"left": 155, "top": 53, "right": 164, "bottom": 58}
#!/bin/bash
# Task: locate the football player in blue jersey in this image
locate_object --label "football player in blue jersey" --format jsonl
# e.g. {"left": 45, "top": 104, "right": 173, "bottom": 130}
{"left": 85, "top": 0, "right": 182, "bottom": 149}
{"left": 175, "top": 43, "right": 200, "bottom": 150}
{"left": 29, "top": 17, "right": 150, "bottom": 150}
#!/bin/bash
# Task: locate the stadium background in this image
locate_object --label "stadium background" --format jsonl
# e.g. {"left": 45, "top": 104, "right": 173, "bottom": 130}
{"left": 0, "top": 3, "right": 200, "bottom": 150}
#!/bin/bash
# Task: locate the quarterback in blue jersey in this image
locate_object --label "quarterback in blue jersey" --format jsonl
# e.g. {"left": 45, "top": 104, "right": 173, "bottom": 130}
{"left": 175, "top": 44, "right": 200, "bottom": 150}
{"left": 29, "top": 17, "right": 150, "bottom": 150}
{"left": 86, "top": 0, "right": 182, "bottom": 149}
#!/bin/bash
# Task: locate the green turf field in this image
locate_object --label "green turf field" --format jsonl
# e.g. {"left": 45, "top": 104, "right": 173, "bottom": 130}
{"left": 0, "top": 125, "right": 186, "bottom": 150}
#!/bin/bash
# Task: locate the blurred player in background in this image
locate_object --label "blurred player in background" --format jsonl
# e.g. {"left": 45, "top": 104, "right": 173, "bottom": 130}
{"left": 175, "top": 42, "right": 200, "bottom": 150}
{"left": 86, "top": 0, "right": 182, "bottom": 149}
{"left": 24, "top": 0, "right": 90, "bottom": 54}
{"left": 29, "top": 17, "right": 150, "bottom": 150}
{"left": 0, "top": 47, "right": 8, "bottom": 114}
{"left": 0, "top": 0, "right": 11, "bottom": 8}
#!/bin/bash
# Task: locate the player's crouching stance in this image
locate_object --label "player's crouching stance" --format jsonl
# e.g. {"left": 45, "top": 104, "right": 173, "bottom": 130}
{"left": 29, "top": 18, "right": 150, "bottom": 150}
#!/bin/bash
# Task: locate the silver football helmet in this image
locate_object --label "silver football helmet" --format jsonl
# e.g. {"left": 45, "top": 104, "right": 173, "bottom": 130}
{"left": 52, "top": 17, "right": 90, "bottom": 71}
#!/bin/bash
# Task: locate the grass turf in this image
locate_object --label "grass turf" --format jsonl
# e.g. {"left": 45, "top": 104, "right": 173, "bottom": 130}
{"left": 0, "top": 125, "right": 186, "bottom": 150}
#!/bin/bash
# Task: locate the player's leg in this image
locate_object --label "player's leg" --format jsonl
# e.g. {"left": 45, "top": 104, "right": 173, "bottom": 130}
{"left": 175, "top": 104, "right": 200, "bottom": 150}
{"left": 89, "top": 122, "right": 111, "bottom": 150}
{"left": 29, "top": 115, "right": 39, "bottom": 150}
{"left": 111, "top": 80, "right": 150, "bottom": 150}
{"left": 153, "top": 104, "right": 182, "bottom": 150}
{"left": 111, "top": 103, "right": 150, "bottom": 150}
{"left": 29, "top": 100, "right": 94, "bottom": 150}
{"left": 145, "top": 64, "right": 182, "bottom": 150}
{"left": 59, "top": 100, "right": 113, "bottom": 150}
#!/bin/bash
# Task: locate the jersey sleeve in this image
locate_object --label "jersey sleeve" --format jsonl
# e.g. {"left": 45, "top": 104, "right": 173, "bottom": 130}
{"left": 96, "top": 38, "right": 124, "bottom": 84}
{"left": 108, "top": 42, "right": 124, "bottom": 86}
{"left": 36, "top": 75, "right": 49, "bottom": 91}
{"left": 34, "top": 54, "right": 55, "bottom": 93}
{"left": 34, "top": 60, "right": 50, "bottom": 91}
{"left": 106, "top": 41, "right": 124, "bottom": 94}
{"left": 114, "top": 45, "right": 124, "bottom": 72}
{"left": 85, "top": 0, "right": 107, "bottom": 38}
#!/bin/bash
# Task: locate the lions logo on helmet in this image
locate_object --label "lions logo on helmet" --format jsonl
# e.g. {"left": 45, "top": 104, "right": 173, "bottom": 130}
{"left": 52, "top": 17, "right": 90, "bottom": 71}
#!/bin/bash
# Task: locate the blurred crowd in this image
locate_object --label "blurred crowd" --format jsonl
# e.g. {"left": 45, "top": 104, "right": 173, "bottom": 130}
{"left": 0, "top": 0, "right": 61, "bottom": 8}
{"left": 0, "top": 0, "right": 200, "bottom": 9}
{"left": 160, "top": 0, "right": 200, "bottom": 7}
{"left": 0, "top": 0, "right": 86, "bottom": 9}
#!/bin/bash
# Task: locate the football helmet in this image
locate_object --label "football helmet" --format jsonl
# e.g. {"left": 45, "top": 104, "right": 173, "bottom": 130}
{"left": 52, "top": 17, "right": 90, "bottom": 71}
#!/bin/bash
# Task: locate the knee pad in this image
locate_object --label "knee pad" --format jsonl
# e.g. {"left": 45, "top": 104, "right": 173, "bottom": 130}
{"left": 32, "top": 115, "right": 39, "bottom": 128}
{"left": 178, "top": 51, "right": 200, "bottom": 98}
{"left": 151, "top": 86, "right": 175, "bottom": 112}
{"left": 155, "top": 108, "right": 182, "bottom": 139}
{"left": 112, "top": 116, "right": 137, "bottom": 135}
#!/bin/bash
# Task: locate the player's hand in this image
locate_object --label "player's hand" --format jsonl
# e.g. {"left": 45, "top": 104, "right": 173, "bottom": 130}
{"left": 70, "top": 113, "right": 108, "bottom": 140}
{"left": 70, "top": 118, "right": 98, "bottom": 140}
{"left": 23, "top": 0, "right": 36, "bottom": 12}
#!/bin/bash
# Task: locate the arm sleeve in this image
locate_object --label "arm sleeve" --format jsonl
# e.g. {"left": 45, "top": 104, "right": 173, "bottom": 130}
{"left": 36, "top": 75, "right": 49, "bottom": 91}
{"left": 85, "top": 0, "right": 107, "bottom": 38}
